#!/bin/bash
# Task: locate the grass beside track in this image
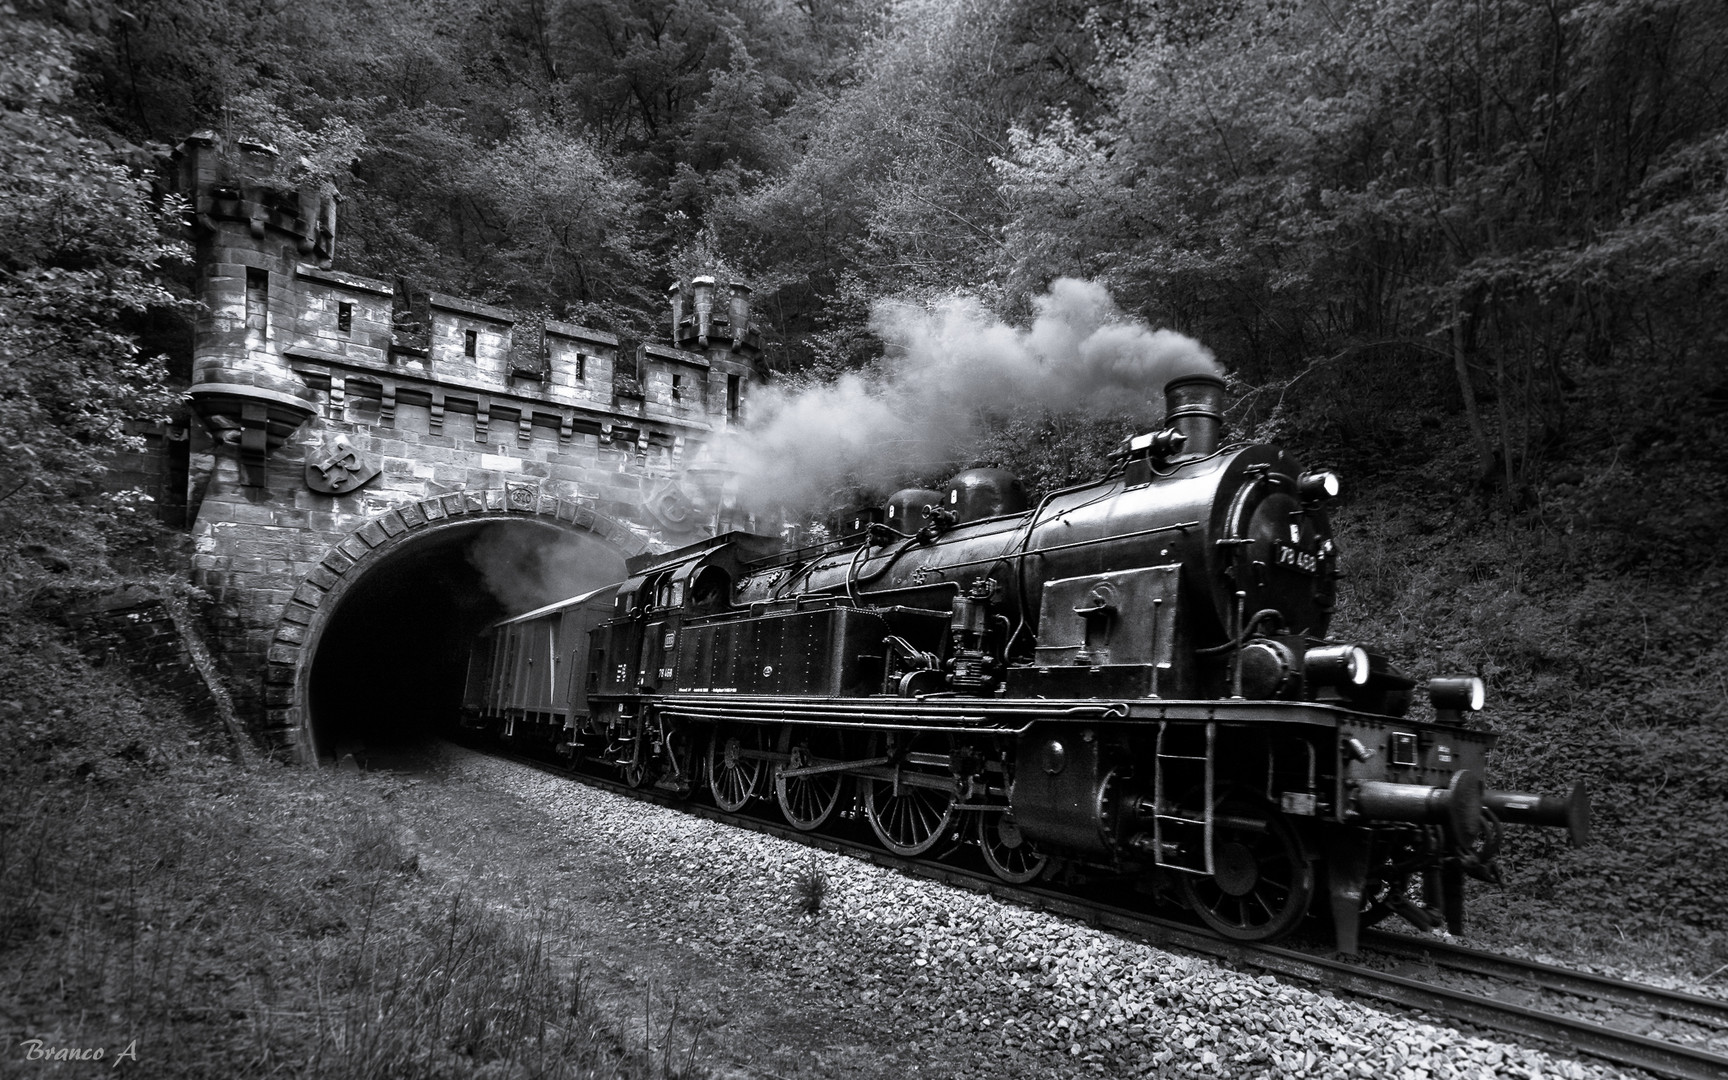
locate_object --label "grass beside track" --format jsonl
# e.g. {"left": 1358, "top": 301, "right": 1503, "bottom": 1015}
{"left": 0, "top": 616, "right": 705, "bottom": 1080}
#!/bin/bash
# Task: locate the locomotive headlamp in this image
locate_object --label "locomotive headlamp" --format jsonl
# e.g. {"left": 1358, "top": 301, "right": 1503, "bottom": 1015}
{"left": 1428, "top": 676, "right": 1486, "bottom": 712}
{"left": 1298, "top": 470, "right": 1342, "bottom": 503}
{"left": 1305, "top": 644, "right": 1370, "bottom": 686}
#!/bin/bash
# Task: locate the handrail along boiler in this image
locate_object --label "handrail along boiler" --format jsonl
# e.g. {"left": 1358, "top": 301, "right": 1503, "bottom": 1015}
{"left": 464, "top": 373, "right": 1588, "bottom": 950}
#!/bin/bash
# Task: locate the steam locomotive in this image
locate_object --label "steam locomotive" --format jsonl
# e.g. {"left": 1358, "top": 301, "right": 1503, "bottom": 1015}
{"left": 462, "top": 372, "right": 1587, "bottom": 951}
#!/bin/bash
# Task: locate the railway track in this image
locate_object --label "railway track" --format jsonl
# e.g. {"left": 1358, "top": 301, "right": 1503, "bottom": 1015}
{"left": 476, "top": 742, "right": 1728, "bottom": 1080}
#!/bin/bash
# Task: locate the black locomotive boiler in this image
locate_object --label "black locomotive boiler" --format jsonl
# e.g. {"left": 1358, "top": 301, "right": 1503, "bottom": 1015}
{"left": 463, "top": 373, "right": 1588, "bottom": 951}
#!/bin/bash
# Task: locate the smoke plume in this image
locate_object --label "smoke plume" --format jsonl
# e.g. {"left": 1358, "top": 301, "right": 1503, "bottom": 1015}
{"left": 466, "top": 524, "right": 627, "bottom": 615}
{"left": 726, "top": 278, "right": 1222, "bottom": 511}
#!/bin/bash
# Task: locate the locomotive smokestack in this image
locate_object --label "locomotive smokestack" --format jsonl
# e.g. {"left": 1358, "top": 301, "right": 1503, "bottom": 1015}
{"left": 1164, "top": 373, "right": 1227, "bottom": 457}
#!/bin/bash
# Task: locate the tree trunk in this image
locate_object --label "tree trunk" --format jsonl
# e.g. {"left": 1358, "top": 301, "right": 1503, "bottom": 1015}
{"left": 1451, "top": 295, "right": 1495, "bottom": 486}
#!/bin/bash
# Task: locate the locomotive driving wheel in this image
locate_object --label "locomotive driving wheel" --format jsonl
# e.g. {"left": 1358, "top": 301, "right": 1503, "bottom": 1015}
{"left": 864, "top": 774, "right": 956, "bottom": 857}
{"left": 977, "top": 811, "right": 1048, "bottom": 884}
{"left": 708, "top": 724, "right": 767, "bottom": 812}
{"left": 775, "top": 728, "right": 848, "bottom": 831}
{"left": 1180, "top": 804, "right": 1315, "bottom": 942}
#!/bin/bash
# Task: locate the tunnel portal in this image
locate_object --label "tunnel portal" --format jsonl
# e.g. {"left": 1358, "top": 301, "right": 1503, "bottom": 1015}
{"left": 306, "top": 519, "right": 628, "bottom": 762}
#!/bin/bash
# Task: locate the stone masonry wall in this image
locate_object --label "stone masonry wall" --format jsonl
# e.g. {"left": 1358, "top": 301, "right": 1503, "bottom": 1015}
{"left": 59, "top": 586, "right": 250, "bottom": 761}
{"left": 173, "top": 134, "right": 759, "bottom": 752}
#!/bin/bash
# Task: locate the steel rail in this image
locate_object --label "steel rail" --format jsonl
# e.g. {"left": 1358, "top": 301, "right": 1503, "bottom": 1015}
{"left": 1357, "top": 929, "right": 1728, "bottom": 1031}
{"left": 474, "top": 742, "right": 1728, "bottom": 1080}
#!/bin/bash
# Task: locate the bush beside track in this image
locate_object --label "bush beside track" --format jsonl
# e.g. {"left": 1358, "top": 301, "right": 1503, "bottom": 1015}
{"left": 0, "top": 614, "right": 695, "bottom": 1080}
{"left": 1310, "top": 359, "right": 1728, "bottom": 975}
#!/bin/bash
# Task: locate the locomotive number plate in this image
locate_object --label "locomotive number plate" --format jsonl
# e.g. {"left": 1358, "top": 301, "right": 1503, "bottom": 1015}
{"left": 1274, "top": 542, "right": 1319, "bottom": 574}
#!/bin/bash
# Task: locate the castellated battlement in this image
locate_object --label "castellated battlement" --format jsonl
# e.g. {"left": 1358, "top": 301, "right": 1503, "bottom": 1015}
{"left": 162, "top": 133, "right": 763, "bottom": 760}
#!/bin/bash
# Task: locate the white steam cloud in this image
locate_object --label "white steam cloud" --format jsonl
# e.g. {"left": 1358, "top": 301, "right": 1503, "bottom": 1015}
{"left": 466, "top": 524, "right": 627, "bottom": 615}
{"left": 725, "top": 278, "right": 1223, "bottom": 510}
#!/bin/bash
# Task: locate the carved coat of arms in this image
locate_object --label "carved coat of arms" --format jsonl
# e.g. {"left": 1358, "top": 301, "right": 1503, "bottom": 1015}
{"left": 306, "top": 435, "right": 381, "bottom": 494}
{"left": 643, "top": 477, "right": 703, "bottom": 535}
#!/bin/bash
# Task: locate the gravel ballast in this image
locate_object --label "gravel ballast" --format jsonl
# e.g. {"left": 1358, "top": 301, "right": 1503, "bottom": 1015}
{"left": 397, "top": 744, "right": 1637, "bottom": 1079}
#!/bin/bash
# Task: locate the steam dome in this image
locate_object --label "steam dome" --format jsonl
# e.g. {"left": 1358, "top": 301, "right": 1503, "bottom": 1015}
{"left": 943, "top": 468, "right": 1028, "bottom": 525}
{"left": 884, "top": 488, "right": 944, "bottom": 533}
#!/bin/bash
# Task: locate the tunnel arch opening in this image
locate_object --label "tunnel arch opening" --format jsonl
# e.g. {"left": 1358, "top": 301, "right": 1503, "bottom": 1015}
{"left": 286, "top": 505, "right": 637, "bottom": 765}
{"left": 307, "top": 520, "right": 629, "bottom": 762}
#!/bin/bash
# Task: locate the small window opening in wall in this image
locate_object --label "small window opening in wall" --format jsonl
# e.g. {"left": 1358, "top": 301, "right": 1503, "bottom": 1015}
{"left": 575, "top": 352, "right": 586, "bottom": 381}
{"left": 672, "top": 372, "right": 683, "bottom": 399}
{"left": 727, "top": 373, "right": 741, "bottom": 422}
{"left": 337, "top": 302, "right": 353, "bottom": 333}
{"left": 464, "top": 329, "right": 478, "bottom": 357}
{"left": 245, "top": 268, "right": 268, "bottom": 339}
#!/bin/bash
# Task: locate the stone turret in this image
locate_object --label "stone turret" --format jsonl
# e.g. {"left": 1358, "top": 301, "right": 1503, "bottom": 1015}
{"left": 175, "top": 133, "right": 329, "bottom": 487}
{"left": 669, "top": 276, "right": 759, "bottom": 359}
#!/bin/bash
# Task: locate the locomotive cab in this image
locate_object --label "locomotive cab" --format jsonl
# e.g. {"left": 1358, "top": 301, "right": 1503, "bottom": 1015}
{"left": 590, "top": 531, "right": 782, "bottom": 699}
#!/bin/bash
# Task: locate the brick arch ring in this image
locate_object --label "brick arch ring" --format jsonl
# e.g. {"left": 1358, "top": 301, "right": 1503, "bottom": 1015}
{"left": 262, "top": 487, "right": 651, "bottom": 762}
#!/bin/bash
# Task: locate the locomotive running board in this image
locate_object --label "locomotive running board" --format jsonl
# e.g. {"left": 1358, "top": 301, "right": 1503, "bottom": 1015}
{"left": 654, "top": 694, "right": 1132, "bottom": 735}
{"left": 650, "top": 694, "right": 1386, "bottom": 733}
{"left": 657, "top": 704, "right": 1039, "bottom": 736}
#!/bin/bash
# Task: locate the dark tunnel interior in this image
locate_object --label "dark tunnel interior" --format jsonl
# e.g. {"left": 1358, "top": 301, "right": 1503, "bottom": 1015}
{"left": 307, "top": 521, "right": 627, "bottom": 763}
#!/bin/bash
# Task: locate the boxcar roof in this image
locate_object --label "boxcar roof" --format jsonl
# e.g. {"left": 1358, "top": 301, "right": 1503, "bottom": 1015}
{"left": 494, "top": 583, "right": 618, "bottom": 627}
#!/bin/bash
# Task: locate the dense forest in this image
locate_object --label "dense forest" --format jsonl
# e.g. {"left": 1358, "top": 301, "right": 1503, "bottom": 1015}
{"left": 4, "top": 0, "right": 1728, "bottom": 941}
{"left": 7, "top": 0, "right": 1727, "bottom": 533}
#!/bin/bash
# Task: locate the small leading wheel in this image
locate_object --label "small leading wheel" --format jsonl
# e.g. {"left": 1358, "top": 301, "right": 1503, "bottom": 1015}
{"left": 708, "top": 725, "right": 767, "bottom": 812}
{"left": 865, "top": 776, "right": 956, "bottom": 857}
{"left": 1181, "top": 807, "right": 1315, "bottom": 942}
{"left": 977, "top": 810, "right": 1047, "bottom": 884}
{"left": 775, "top": 728, "right": 848, "bottom": 831}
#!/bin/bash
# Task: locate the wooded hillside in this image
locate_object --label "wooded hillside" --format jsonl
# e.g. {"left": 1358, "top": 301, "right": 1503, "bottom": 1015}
{"left": 4, "top": 0, "right": 1727, "bottom": 943}
{"left": 8, "top": 0, "right": 1723, "bottom": 505}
